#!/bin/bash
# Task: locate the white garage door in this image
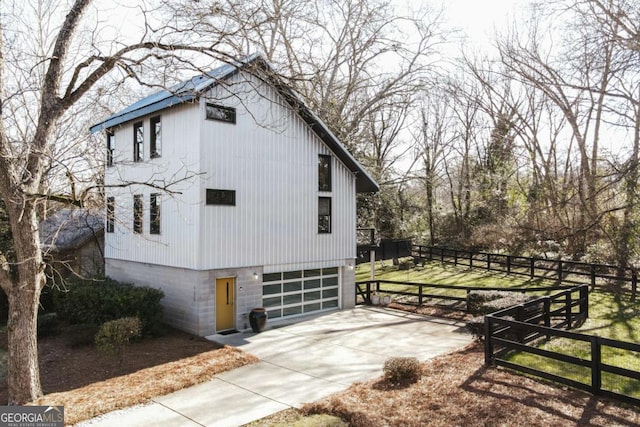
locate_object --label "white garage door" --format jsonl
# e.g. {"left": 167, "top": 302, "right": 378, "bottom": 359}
{"left": 262, "top": 267, "right": 340, "bottom": 319}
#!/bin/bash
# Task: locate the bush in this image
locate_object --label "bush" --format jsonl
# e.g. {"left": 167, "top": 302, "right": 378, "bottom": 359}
{"left": 95, "top": 317, "right": 142, "bottom": 362}
{"left": 467, "top": 291, "right": 533, "bottom": 315}
{"left": 383, "top": 356, "right": 421, "bottom": 384}
{"left": 53, "top": 278, "right": 164, "bottom": 336}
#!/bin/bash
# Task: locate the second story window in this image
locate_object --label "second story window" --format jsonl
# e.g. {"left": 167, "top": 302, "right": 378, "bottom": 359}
{"left": 150, "top": 193, "right": 161, "bottom": 234}
{"left": 150, "top": 116, "right": 161, "bottom": 158}
{"left": 318, "top": 154, "right": 332, "bottom": 191}
{"left": 133, "top": 195, "right": 143, "bottom": 234}
{"left": 106, "top": 130, "right": 115, "bottom": 167}
{"left": 106, "top": 197, "right": 115, "bottom": 233}
{"left": 205, "top": 103, "right": 236, "bottom": 123}
{"left": 318, "top": 197, "right": 331, "bottom": 234}
{"left": 133, "top": 122, "right": 143, "bottom": 162}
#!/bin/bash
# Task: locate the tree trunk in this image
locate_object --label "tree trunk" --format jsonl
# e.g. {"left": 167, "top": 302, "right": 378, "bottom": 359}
{"left": 6, "top": 285, "right": 42, "bottom": 404}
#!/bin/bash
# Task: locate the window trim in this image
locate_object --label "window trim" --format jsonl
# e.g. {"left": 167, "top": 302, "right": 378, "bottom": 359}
{"left": 205, "top": 103, "right": 236, "bottom": 124}
{"left": 106, "top": 196, "right": 115, "bottom": 233}
{"left": 133, "top": 195, "right": 143, "bottom": 234}
{"left": 150, "top": 193, "right": 161, "bottom": 235}
{"left": 133, "top": 121, "right": 144, "bottom": 162}
{"left": 150, "top": 116, "right": 161, "bottom": 158}
{"left": 318, "top": 197, "right": 332, "bottom": 234}
{"left": 106, "top": 130, "right": 115, "bottom": 167}
{"left": 318, "top": 154, "right": 332, "bottom": 192}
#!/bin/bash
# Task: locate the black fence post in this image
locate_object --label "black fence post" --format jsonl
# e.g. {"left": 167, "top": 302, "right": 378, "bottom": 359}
{"left": 530, "top": 258, "right": 535, "bottom": 278}
{"left": 454, "top": 249, "right": 458, "bottom": 266}
{"left": 507, "top": 256, "right": 512, "bottom": 275}
{"left": 543, "top": 297, "right": 551, "bottom": 340}
{"left": 566, "top": 291, "right": 572, "bottom": 329}
{"left": 419, "top": 284, "right": 423, "bottom": 306}
{"left": 558, "top": 260, "right": 563, "bottom": 282}
{"left": 580, "top": 285, "right": 589, "bottom": 320}
{"left": 591, "top": 336, "right": 602, "bottom": 394}
{"left": 484, "top": 316, "right": 493, "bottom": 365}
{"left": 632, "top": 270, "right": 637, "bottom": 302}
{"left": 366, "top": 282, "right": 371, "bottom": 304}
{"left": 440, "top": 247, "right": 445, "bottom": 264}
{"left": 428, "top": 246, "right": 433, "bottom": 261}
{"left": 469, "top": 251, "right": 473, "bottom": 268}
{"left": 516, "top": 305, "right": 524, "bottom": 343}
{"left": 590, "top": 264, "right": 596, "bottom": 289}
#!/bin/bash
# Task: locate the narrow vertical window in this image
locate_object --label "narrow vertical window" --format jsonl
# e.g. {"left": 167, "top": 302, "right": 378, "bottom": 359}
{"left": 133, "top": 195, "right": 143, "bottom": 234}
{"left": 106, "top": 197, "right": 115, "bottom": 233}
{"left": 133, "top": 121, "right": 143, "bottom": 162}
{"left": 318, "top": 197, "right": 331, "bottom": 233}
{"left": 150, "top": 116, "right": 161, "bottom": 158}
{"left": 150, "top": 193, "right": 161, "bottom": 234}
{"left": 318, "top": 154, "right": 332, "bottom": 191}
{"left": 106, "top": 130, "right": 115, "bottom": 167}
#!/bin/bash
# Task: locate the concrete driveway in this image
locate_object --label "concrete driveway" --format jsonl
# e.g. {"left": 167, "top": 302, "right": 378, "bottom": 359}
{"left": 80, "top": 306, "right": 472, "bottom": 427}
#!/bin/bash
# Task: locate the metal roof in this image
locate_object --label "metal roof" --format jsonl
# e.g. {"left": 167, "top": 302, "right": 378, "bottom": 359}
{"left": 90, "top": 54, "right": 379, "bottom": 193}
{"left": 40, "top": 209, "right": 104, "bottom": 252}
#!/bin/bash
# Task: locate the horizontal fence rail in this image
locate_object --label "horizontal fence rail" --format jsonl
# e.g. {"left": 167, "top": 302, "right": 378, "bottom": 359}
{"left": 355, "top": 279, "right": 575, "bottom": 312}
{"left": 485, "top": 285, "right": 640, "bottom": 406}
{"left": 412, "top": 245, "right": 638, "bottom": 301}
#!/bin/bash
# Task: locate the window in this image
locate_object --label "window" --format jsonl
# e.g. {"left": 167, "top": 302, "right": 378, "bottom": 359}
{"left": 106, "top": 197, "right": 115, "bottom": 233}
{"left": 150, "top": 193, "right": 161, "bottom": 234}
{"left": 318, "top": 197, "right": 331, "bottom": 233}
{"left": 106, "top": 130, "right": 115, "bottom": 167}
{"left": 206, "top": 189, "right": 236, "bottom": 206}
{"left": 150, "top": 116, "right": 161, "bottom": 158}
{"left": 205, "top": 103, "right": 236, "bottom": 123}
{"left": 133, "top": 195, "right": 143, "bottom": 234}
{"left": 133, "top": 122, "right": 143, "bottom": 162}
{"left": 318, "top": 155, "right": 331, "bottom": 191}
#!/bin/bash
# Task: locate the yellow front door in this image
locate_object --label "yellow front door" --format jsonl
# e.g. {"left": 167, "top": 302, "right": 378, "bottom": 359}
{"left": 216, "top": 278, "right": 235, "bottom": 332}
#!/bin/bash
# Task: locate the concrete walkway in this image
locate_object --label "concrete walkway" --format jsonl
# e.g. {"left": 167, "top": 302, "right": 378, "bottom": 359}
{"left": 79, "top": 306, "right": 472, "bottom": 427}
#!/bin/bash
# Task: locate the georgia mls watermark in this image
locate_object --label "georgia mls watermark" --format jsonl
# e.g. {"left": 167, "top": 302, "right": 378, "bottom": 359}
{"left": 0, "top": 406, "right": 64, "bottom": 427}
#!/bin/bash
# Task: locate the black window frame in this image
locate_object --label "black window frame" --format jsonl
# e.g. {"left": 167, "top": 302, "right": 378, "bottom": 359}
{"left": 106, "top": 196, "right": 115, "bottom": 233}
{"left": 150, "top": 116, "right": 161, "bottom": 158}
{"left": 205, "top": 103, "right": 236, "bottom": 124}
{"left": 318, "top": 197, "right": 332, "bottom": 234}
{"left": 150, "top": 193, "right": 161, "bottom": 234}
{"left": 106, "top": 130, "right": 115, "bottom": 167}
{"left": 133, "top": 195, "right": 143, "bottom": 234}
{"left": 318, "top": 154, "right": 332, "bottom": 192}
{"left": 133, "top": 121, "right": 144, "bottom": 162}
{"left": 206, "top": 189, "right": 236, "bottom": 206}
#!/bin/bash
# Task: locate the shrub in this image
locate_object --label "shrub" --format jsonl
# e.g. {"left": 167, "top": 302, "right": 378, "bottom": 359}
{"left": 467, "top": 291, "right": 533, "bottom": 315}
{"left": 466, "top": 316, "right": 485, "bottom": 341}
{"left": 95, "top": 317, "right": 142, "bottom": 362}
{"left": 383, "top": 356, "right": 421, "bottom": 384}
{"left": 53, "top": 278, "right": 164, "bottom": 336}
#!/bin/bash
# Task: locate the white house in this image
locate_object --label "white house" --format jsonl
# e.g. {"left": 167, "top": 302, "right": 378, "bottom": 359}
{"left": 90, "top": 54, "right": 379, "bottom": 336}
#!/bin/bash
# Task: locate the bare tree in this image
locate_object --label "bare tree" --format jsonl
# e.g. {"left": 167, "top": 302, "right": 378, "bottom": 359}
{"left": 0, "top": 0, "right": 245, "bottom": 404}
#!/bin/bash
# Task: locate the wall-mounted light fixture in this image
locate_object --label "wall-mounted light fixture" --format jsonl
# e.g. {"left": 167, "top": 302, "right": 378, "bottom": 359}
{"left": 252, "top": 272, "right": 259, "bottom": 280}
{"left": 348, "top": 262, "right": 354, "bottom": 270}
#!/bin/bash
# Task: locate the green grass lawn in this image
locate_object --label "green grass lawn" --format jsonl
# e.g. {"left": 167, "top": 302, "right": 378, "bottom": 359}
{"left": 357, "top": 259, "right": 640, "bottom": 400}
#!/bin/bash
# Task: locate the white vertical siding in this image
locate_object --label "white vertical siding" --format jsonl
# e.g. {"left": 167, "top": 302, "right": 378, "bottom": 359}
{"left": 105, "top": 72, "right": 359, "bottom": 272}
{"left": 198, "top": 73, "right": 356, "bottom": 270}
{"left": 104, "top": 103, "right": 203, "bottom": 269}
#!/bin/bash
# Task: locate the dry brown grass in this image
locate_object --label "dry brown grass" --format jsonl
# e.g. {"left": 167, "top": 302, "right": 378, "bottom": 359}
{"left": 302, "top": 343, "right": 640, "bottom": 427}
{"left": 32, "top": 346, "right": 258, "bottom": 425}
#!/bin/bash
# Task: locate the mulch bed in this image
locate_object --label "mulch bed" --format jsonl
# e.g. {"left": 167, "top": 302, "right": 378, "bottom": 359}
{"left": 0, "top": 327, "right": 223, "bottom": 403}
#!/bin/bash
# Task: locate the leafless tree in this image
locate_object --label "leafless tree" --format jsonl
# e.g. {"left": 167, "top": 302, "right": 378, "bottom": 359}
{"left": 0, "top": 0, "right": 247, "bottom": 404}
